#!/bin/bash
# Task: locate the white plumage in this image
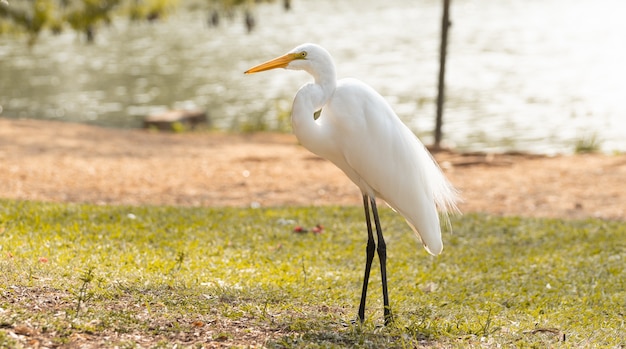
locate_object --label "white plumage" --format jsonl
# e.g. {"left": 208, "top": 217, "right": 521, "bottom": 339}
{"left": 245, "top": 43, "right": 458, "bottom": 324}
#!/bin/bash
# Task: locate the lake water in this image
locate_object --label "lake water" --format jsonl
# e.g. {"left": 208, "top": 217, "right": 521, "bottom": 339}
{"left": 1, "top": 0, "right": 625, "bottom": 154}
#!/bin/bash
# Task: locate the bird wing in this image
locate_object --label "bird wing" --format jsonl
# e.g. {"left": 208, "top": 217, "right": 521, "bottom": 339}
{"left": 326, "top": 79, "right": 456, "bottom": 255}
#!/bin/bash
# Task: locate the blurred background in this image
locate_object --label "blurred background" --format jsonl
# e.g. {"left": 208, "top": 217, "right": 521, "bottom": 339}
{"left": 1, "top": 0, "right": 625, "bottom": 154}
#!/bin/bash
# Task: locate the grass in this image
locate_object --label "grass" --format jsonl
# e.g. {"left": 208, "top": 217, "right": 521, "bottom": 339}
{"left": 574, "top": 134, "right": 602, "bottom": 154}
{"left": 0, "top": 199, "right": 624, "bottom": 348}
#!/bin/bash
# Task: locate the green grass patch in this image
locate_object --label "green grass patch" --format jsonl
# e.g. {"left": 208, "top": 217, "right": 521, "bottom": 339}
{"left": 0, "top": 199, "right": 624, "bottom": 347}
{"left": 574, "top": 133, "right": 602, "bottom": 154}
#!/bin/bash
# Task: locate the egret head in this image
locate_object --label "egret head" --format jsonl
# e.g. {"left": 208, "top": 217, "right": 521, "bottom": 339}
{"left": 244, "top": 43, "right": 334, "bottom": 78}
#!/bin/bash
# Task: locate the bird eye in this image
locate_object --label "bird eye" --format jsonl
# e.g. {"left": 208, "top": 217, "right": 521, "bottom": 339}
{"left": 300, "top": 51, "right": 307, "bottom": 58}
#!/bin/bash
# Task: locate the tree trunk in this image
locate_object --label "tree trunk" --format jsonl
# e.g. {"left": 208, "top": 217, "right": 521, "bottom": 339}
{"left": 434, "top": 0, "right": 451, "bottom": 150}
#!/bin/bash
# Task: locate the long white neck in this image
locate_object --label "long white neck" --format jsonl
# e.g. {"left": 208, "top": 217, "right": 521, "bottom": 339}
{"left": 290, "top": 72, "right": 336, "bottom": 158}
{"left": 283, "top": 44, "right": 339, "bottom": 157}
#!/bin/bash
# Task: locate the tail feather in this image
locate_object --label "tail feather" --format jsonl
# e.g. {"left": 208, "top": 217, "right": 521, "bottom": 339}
{"left": 407, "top": 140, "right": 460, "bottom": 255}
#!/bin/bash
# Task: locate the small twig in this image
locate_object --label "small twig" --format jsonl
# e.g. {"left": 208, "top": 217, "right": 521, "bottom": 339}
{"left": 171, "top": 251, "right": 186, "bottom": 273}
{"left": 524, "top": 327, "right": 566, "bottom": 342}
{"left": 74, "top": 267, "right": 95, "bottom": 318}
{"left": 301, "top": 257, "right": 307, "bottom": 285}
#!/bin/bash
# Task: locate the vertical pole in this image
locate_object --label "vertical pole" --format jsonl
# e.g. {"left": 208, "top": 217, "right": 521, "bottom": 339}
{"left": 434, "top": 0, "right": 451, "bottom": 150}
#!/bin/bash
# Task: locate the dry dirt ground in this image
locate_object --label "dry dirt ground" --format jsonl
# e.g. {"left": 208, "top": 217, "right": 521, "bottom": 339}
{"left": 1, "top": 118, "right": 625, "bottom": 220}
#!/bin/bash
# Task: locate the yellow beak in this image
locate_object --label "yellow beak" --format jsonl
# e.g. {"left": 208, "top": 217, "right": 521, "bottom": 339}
{"left": 244, "top": 53, "right": 298, "bottom": 74}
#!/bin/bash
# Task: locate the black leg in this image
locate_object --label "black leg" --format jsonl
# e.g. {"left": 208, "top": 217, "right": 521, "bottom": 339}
{"left": 358, "top": 194, "right": 376, "bottom": 323}
{"left": 370, "top": 197, "right": 393, "bottom": 325}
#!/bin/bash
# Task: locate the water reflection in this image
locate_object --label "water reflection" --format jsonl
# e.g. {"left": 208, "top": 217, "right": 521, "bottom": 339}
{"left": 0, "top": 0, "right": 625, "bottom": 154}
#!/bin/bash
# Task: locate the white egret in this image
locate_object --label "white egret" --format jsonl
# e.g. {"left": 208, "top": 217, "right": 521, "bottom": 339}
{"left": 245, "top": 43, "right": 458, "bottom": 325}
